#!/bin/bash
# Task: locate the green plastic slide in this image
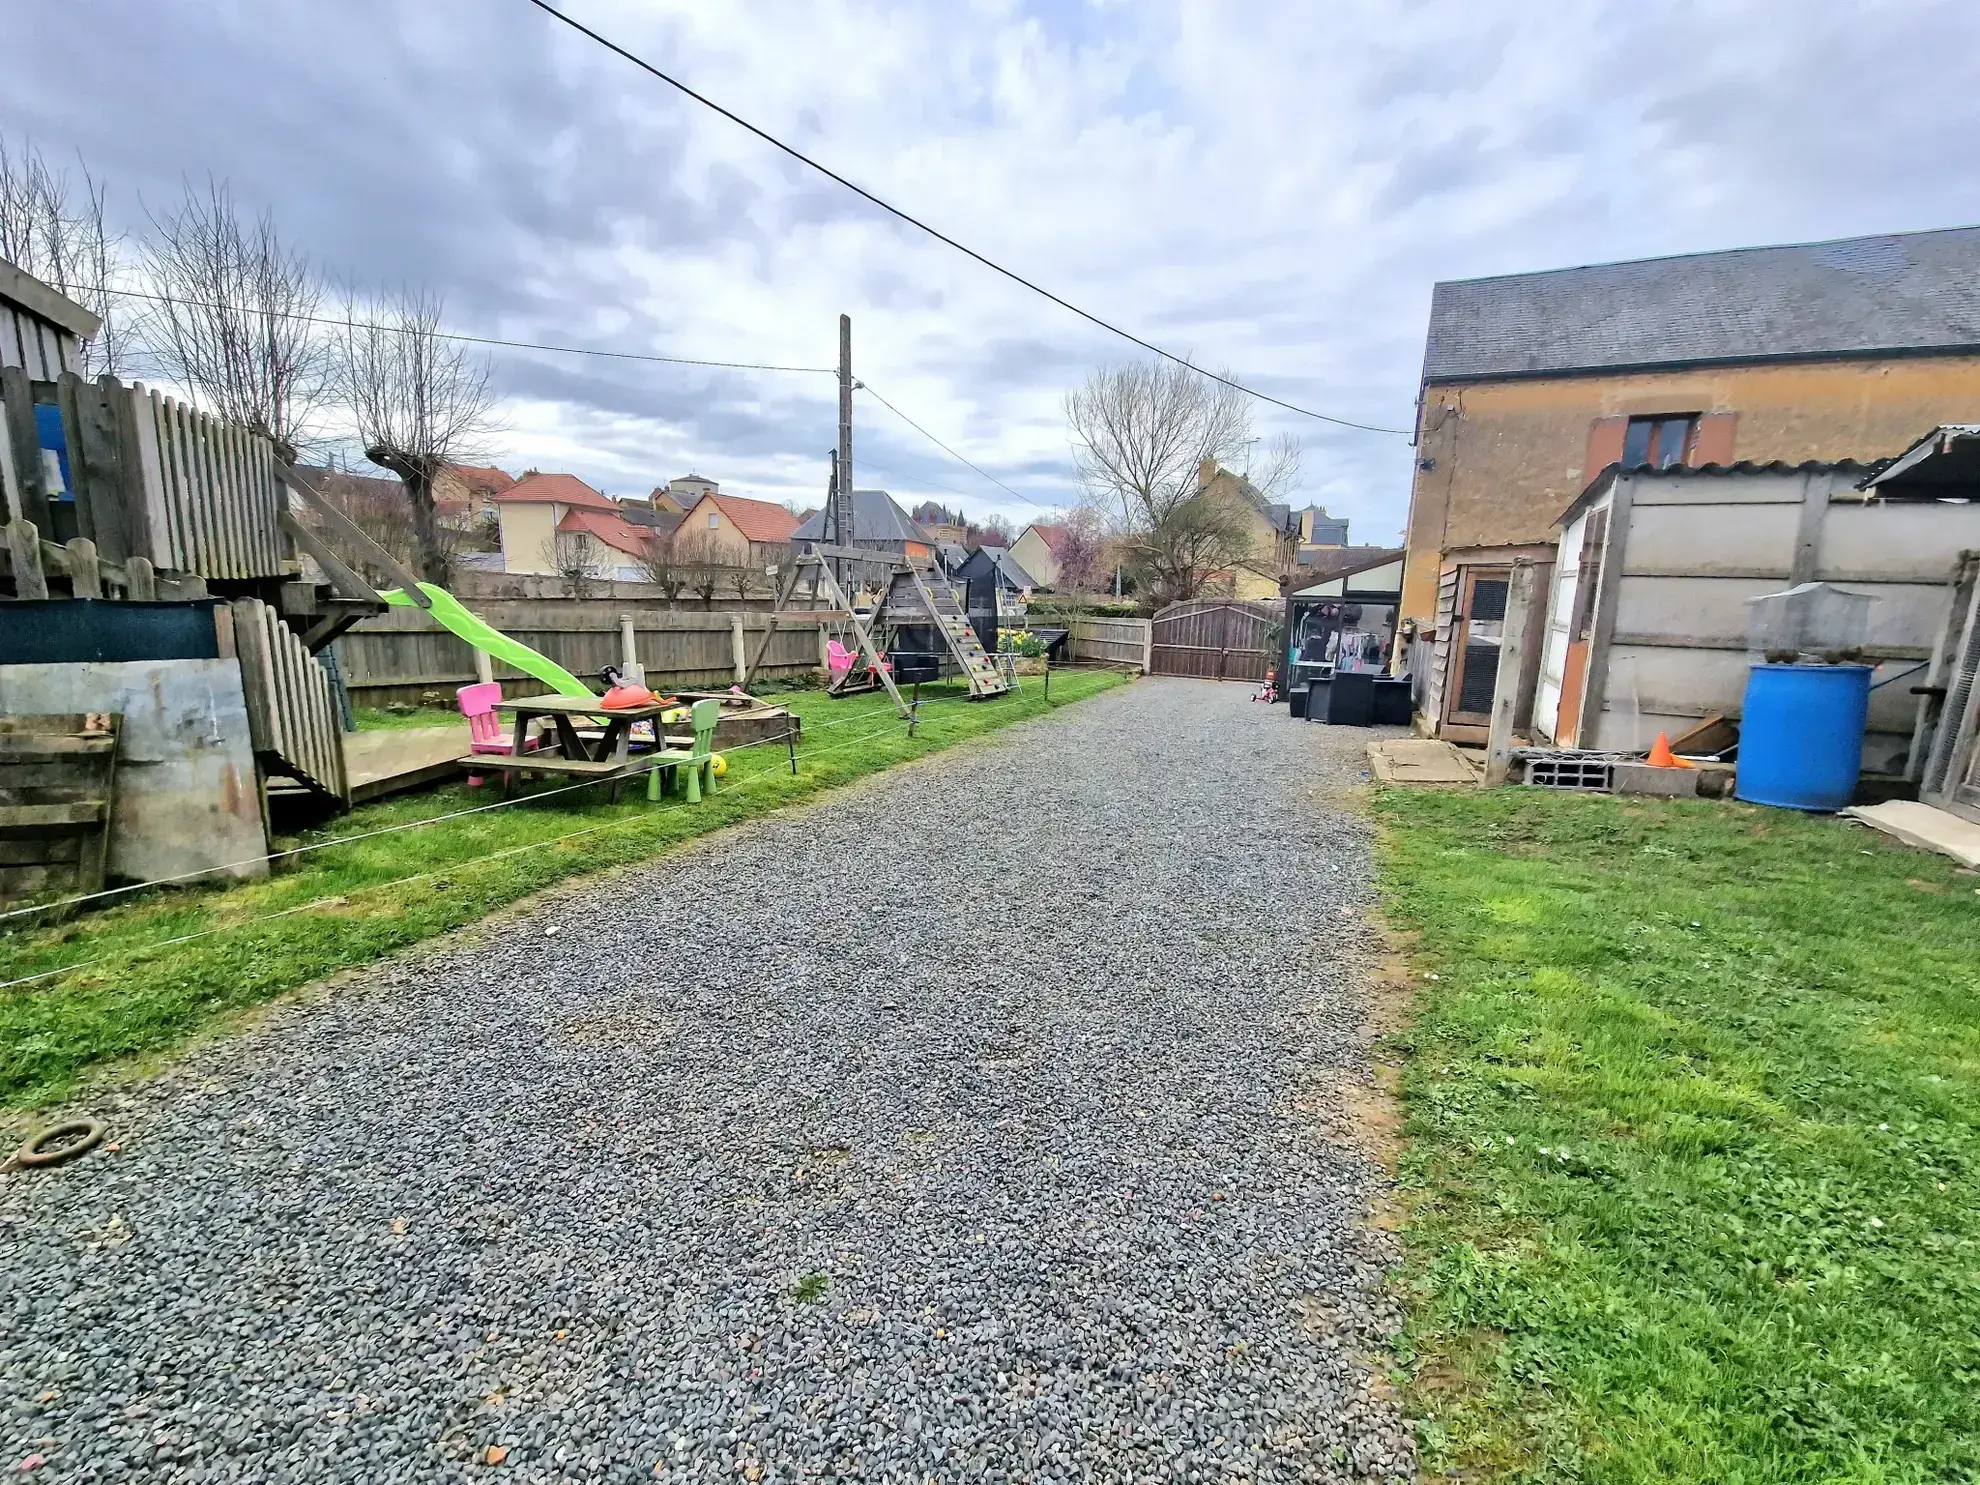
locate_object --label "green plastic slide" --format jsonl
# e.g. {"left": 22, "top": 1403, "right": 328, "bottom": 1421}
{"left": 380, "top": 583, "right": 595, "bottom": 698}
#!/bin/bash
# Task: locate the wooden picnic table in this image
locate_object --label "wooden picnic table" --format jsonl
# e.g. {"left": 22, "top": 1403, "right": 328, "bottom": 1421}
{"left": 469, "top": 693, "right": 687, "bottom": 800}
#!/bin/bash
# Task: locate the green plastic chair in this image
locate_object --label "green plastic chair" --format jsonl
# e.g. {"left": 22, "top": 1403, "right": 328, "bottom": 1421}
{"left": 647, "top": 698, "right": 722, "bottom": 802}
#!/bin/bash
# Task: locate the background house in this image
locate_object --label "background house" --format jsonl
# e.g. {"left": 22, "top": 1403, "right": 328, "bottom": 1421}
{"left": 792, "top": 488, "right": 932, "bottom": 562}
{"left": 432, "top": 463, "right": 514, "bottom": 533}
{"left": 676, "top": 490, "right": 800, "bottom": 567}
{"left": 1010, "top": 523, "right": 1066, "bottom": 588}
{"left": 553, "top": 506, "right": 658, "bottom": 582}
{"left": 1400, "top": 226, "right": 1980, "bottom": 634}
{"left": 493, "top": 472, "right": 621, "bottom": 574}
{"left": 955, "top": 545, "right": 1034, "bottom": 594}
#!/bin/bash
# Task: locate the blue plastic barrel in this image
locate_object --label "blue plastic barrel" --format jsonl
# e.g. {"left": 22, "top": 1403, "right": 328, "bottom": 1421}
{"left": 1735, "top": 664, "right": 1872, "bottom": 811}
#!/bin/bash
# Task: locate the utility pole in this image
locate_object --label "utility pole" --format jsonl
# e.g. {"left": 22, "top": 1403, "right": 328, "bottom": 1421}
{"left": 833, "top": 313, "right": 855, "bottom": 594}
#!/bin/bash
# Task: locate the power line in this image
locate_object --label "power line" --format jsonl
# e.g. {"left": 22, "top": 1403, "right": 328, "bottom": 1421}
{"left": 857, "top": 382, "right": 1047, "bottom": 509}
{"left": 518, "top": 0, "right": 1413, "bottom": 437}
{"left": 101, "top": 285, "right": 836, "bottom": 375}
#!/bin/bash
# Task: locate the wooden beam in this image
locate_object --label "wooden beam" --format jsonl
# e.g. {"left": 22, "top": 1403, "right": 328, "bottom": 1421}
{"left": 274, "top": 461, "right": 430, "bottom": 606}
{"left": 1484, "top": 559, "right": 1540, "bottom": 786}
{"left": 277, "top": 507, "right": 385, "bottom": 605}
{"left": 0, "top": 366, "right": 49, "bottom": 530}
{"left": 801, "top": 541, "right": 900, "bottom": 566}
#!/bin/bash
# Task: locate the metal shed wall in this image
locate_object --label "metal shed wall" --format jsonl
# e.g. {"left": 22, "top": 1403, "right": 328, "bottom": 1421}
{"left": 1544, "top": 465, "right": 1980, "bottom": 771}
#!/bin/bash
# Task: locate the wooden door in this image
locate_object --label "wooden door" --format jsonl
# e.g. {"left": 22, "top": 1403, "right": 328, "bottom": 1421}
{"left": 1439, "top": 566, "right": 1510, "bottom": 741}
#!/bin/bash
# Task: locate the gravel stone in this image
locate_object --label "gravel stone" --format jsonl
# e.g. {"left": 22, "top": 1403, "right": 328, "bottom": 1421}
{"left": 1, "top": 679, "right": 1412, "bottom": 1482}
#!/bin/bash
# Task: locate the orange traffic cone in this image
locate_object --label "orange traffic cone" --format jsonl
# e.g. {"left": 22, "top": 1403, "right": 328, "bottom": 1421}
{"left": 1646, "top": 732, "right": 1691, "bottom": 768}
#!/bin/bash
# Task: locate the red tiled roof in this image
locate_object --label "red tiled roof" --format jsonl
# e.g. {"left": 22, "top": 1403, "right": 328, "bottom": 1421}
{"left": 1021, "top": 522, "right": 1069, "bottom": 553}
{"left": 556, "top": 507, "right": 654, "bottom": 560}
{"left": 493, "top": 472, "right": 617, "bottom": 511}
{"left": 697, "top": 492, "right": 800, "bottom": 544}
{"left": 447, "top": 463, "right": 516, "bottom": 496}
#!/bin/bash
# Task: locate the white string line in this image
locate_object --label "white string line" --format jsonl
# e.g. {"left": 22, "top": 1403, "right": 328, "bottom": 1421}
{"left": 0, "top": 691, "right": 961, "bottom": 926}
{"left": 0, "top": 684, "right": 1070, "bottom": 992}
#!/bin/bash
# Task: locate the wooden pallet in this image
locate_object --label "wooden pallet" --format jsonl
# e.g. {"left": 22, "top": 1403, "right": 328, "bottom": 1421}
{"left": 0, "top": 712, "right": 120, "bottom": 908}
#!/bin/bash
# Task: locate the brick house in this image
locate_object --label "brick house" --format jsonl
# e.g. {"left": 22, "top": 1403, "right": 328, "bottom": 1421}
{"left": 1399, "top": 226, "right": 1980, "bottom": 732}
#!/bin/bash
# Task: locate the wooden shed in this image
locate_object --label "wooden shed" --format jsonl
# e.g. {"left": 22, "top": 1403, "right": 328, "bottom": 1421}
{"left": 1535, "top": 453, "right": 1980, "bottom": 774}
{"left": 2, "top": 255, "right": 98, "bottom": 381}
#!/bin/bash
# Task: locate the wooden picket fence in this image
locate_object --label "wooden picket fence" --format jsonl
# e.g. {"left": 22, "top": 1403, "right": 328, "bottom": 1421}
{"left": 1069, "top": 615, "right": 1152, "bottom": 669}
{"left": 231, "top": 598, "right": 348, "bottom": 800}
{"left": 1, "top": 367, "right": 289, "bottom": 594}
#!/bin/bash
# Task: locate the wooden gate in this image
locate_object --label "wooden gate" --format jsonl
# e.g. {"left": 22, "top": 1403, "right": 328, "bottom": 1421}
{"left": 1149, "top": 599, "right": 1280, "bottom": 681}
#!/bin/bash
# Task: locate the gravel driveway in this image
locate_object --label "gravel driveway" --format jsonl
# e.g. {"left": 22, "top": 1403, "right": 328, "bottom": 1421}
{"left": 2, "top": 679, "right": 1412, "bottom": 1483}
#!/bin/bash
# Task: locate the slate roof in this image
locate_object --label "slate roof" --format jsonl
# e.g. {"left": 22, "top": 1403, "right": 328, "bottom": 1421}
{"left": 1293, "top": 545, "right": 1404, "bottom": 582}
{"left": 792, "top": 489, "right": 924, "bottom": 545}
{"left": 1423, "top": 226, "right": 1980, "bottom": 383}
{"left": 956, "top": 547, "right": 1036, "bottom": 590}
{"left": 492, "top": 472, "right": 617, "bottom": 511}
{"left": 621, "top": 506, "right": 685, "bottom": 540}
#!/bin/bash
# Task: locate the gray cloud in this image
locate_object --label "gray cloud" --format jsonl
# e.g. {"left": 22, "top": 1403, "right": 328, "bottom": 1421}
{"left": 6, "top": 0, "right": 1980, "bottom": 545}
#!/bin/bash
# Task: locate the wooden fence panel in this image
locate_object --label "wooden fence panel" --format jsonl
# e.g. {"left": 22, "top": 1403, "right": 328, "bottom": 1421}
{"left": 1069, "top": 616, "right": 1151, "bottom": 669}
{"left": 232, "top": 597, "right": 348, "bottom": 800}
{"left": 336, "top": 604, "right": 832, "bottom": 705}
{"left": 1149, "top": 599, "right": 1280, "bottom": 681}
{"left": 126, "top": 383, "right": 285, "bottom": 578}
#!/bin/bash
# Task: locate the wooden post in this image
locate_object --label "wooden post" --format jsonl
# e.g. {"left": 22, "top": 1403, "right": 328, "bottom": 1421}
{"left": 817, "top": 618, "right": 831, "bottom": 672}
{"left": 730, "top": 611, "right": 747, "bottom": 685}
{"left": 619, "top": 612, "right": 642, "bottom": 686}
{"left": 125, "top": 554, "right": 156, "bottom": 600}
{"left": 1484, "top": 559, "right": 1539, "bottom": 785}
{"left": 474, "top": 646, "right": 495, "bottom": 687}
{"left": 7, "top": 518, "right": 46, "bottom": 599}
{"left": 1141, "top": 618, "right": 1153, "bottom": 674}
{"left": 65, "top": 537, "right": 102, "bottom": 598}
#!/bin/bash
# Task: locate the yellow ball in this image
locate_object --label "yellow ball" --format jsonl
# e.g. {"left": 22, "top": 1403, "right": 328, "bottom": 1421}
{"left": 709, "top": 752, "right": 728, "bottom": 778}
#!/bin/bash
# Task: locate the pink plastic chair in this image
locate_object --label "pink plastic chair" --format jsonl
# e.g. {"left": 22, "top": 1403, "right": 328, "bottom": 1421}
{"left": 459, "top": 682, "right": 509, "bottom": 786}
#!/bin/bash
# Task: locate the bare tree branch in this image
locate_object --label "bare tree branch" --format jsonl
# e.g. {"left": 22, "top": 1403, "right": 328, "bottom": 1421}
{"left": 0, "top": 135, "right": 132, "bottom": 375}
{"left": 140, "top": 179, "right": 328, "bottom": 457}
{"left": 337, "top": 285, "right": 501, "bottom": 586}
{"left": 1066, "top": 357, "right": 1260, "bottom": 606}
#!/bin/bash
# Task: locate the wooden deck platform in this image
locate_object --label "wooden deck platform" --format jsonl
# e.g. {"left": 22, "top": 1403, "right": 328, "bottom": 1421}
{"left": 269, "top": 726, "right": 468, "bottom": 807}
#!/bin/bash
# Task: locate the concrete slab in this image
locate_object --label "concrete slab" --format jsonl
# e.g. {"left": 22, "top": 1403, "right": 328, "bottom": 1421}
{"left": 1368, "top": 737, "right": 1479, "bottom": 786}
{"left": 1842, "top": 799, "right": 1980, "bottom": 869}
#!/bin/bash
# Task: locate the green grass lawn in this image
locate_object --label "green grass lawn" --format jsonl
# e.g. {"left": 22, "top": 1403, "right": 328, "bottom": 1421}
{"left": 1376, "top": 787, "right": 1980, "bottom": 1483}
{"left": 1, "top": 670, "right": 1124, "bottom": 1109}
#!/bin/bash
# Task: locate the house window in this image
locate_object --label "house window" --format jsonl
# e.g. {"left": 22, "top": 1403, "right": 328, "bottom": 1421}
{"left": 707, "top": 512, "right": 719, "bottom": 528}
{"left": 1622, "top": 414, "right": 1697, "bottom": 469}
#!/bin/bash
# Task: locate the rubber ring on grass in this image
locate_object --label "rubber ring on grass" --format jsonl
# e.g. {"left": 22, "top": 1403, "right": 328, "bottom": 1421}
{"left": 11, "top": 1118, "right": 106, "bottom": 1170}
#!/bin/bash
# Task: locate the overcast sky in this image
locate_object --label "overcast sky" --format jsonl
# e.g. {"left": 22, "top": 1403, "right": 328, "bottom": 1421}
{"left": 8, "top": 0, "right": 1980, "bottom": 542}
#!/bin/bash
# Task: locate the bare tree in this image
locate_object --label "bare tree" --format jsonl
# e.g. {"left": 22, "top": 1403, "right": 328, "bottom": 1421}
{"left": 633, "top": 530, "right": 688, "bottom": 606}
{"left": 670, "top": 528, "right": 725, "bottom": 608}
{"left": 141, "top": 180, "right": 328, "bottom": 459}
{"left": 338, "top": 285, "right": 500, "bottom": 586}
{"left": 1067, "top": 358, "right": 1279, "bottom": 606}
{"left": 0, "top": 135, "right": 131, "bottom": 374}
{"left": 1066, "top": 358, "right": 1249, "bottom": 534}
{"left": 542, "top": 531, "right": 604, "bottom": 599}
{"left": 1246, "top": 432, "right": 1303, "bottom": 503}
